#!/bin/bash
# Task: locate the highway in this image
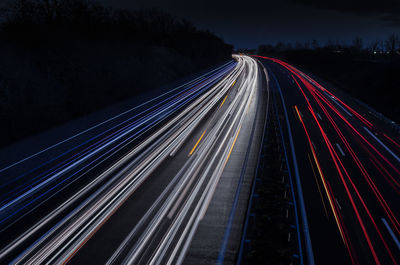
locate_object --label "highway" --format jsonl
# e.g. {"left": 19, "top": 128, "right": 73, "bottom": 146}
{"left": 257, "top": 56, "right": 400, "bottom": 265}
{"left": 0, "top": 55, "right": 267, "bottom": 264}
{"left": 3, "top": 52, "right": 397, "bottom": 265}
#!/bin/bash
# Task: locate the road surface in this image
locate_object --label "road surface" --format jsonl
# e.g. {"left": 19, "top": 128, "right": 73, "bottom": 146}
{"left": 257, "top": 55, "right": 400, "bottom": 265}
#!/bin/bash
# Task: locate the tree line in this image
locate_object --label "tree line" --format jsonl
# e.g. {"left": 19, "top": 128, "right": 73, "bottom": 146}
{"left": 256, "top": 34, "right": 400, "bottom": 125}
{"left": 0, "top": 0, "right": 232, "bottom": 59}
{"left": 258, "top": 34, "right": 400, "bottom": 55}
{"left": 0, "top": 0, "right": 233, "bottom": 147}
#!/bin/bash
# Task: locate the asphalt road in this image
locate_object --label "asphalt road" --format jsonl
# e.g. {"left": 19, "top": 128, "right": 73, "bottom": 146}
{"left": 0, "top": 55, "right": 267, "bottom": 264}
{"left": 258, "top": 55, "right": 400, "bottom": 265}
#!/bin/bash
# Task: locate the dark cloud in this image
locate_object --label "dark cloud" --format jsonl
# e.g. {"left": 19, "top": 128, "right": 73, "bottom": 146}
{"left": 290, "top": 0, "right": 400, "bottom": 13}
{"left": 290, "top": 0, "right": 400, "bottom": 25}
{"left": 380, "top": 13, "right": 400, "bottom": 26}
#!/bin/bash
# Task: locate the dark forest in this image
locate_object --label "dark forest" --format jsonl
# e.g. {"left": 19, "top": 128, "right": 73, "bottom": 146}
{"left": 0, "top": 0, "right": 233, "bottom": 147}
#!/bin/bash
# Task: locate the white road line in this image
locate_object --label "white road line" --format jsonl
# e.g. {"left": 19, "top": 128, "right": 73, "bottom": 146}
{"left": 335, "top": 198, "right": 342, "bottom": 210}
{"left": 363, "top": 126, "right": 400, "bottom": 163}
{"left": 298, "top": 109, "right": 303, "bottom": 118}
{"left": 333, "top": 100, "right": 353, "bottom": 117}
{"left": 381, "top": 218, "right": 400, "bottom": 250}
{"left": 336, "top": 143, "right": 346, "bottom": 156}
{"left": 323, "top": 92, "right": 353, "bottom": 117}
{"left": 316, "top": 113, "right": 322, "bottom": 120}
{"left": 311, "top": 141, "right": 317, "bottom": 153}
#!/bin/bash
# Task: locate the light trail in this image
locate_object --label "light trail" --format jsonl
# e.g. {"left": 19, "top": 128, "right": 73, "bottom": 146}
{"left": 257, "top": 55, "right": 400, "bottom": 265}
{"left": 0, "top": 55, "right": 265, "bottom": 265}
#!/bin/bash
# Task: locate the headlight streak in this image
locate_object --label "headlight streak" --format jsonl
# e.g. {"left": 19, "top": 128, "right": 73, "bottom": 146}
{"left": 0, "top": 63, "right": 234, "bottom": 221}
{"left": 0, "top": 61, "right": 236, "bottom": 176}
{"left": 0, "top": 61, "right": 233, "bottom": 196}
{"left": 114, "top": 56, "right": 259, "bottom": 265}
{"left": 0, "top": 67, "right": 240, "bottom": 242}
{"left": 17, "top": 67, "right": 241, "bottom": 264}
{"left": 0, "top": 55, "right": 263, "bottom": 265}
{"left": 154, "top": 58, "right": 259, "bottom": 265}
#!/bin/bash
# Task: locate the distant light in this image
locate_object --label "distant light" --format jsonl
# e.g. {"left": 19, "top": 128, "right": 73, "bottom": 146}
{"left": 373, "top": 51, "right": 377, "bottom": 54}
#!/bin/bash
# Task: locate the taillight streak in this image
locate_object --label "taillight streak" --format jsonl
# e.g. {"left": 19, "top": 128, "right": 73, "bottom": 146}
{"left": 294, "top": 74, "right": 398, "bottom": 265}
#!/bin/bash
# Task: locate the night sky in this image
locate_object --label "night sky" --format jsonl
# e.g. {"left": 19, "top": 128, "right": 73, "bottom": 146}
{"left": 99, "top": 0, "right": 400, "bottom": 49}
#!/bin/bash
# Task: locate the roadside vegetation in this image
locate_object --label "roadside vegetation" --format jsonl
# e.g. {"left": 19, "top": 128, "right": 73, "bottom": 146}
{"left": 0, "top": 0, "right": 233, "bottom": 147}
{"left": 256, "top": 35, "right": 400, "bottom": 123}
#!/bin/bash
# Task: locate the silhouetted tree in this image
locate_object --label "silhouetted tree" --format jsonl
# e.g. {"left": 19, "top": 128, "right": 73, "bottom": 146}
{"left": 385, "top": 33, "right": 399, "bottom": 53}
{"left": 311, "top": 39, "right": 319, "bottom": 49}
{"left": 351, "top": 36, "right": 363, "bottom": 53}
{"left": 275, "top": 41, "right": 285, "bottom": 52}
{"left": 324, "top": 39, "right": 336, "bottom": 51}
{"left": 303, "top": 40, "right": 311, "bottom": 50}
{"left": 294, "top": 41, "right": 303, "bottom": 50}
{"left": 369, "top": 39, "right": 380, "bottom": 53}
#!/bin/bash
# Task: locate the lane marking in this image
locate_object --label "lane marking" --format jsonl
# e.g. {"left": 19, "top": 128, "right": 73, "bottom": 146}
{"left": 336, "top": 143, "right": 346, "bottom": 157}
{"left": 220, "top": 95, "right": 228, "bottom": 108}
{"left": 188, "top": 130, "right": 207, "bottom": 156}
{"left": 381, "top": 217, "right": 400, "bottom": 250}
{"left": 294, "top": 105, "right": 304, "bottom": 120}
{"left": 294, "top": 105, "right": 302, "bottom": 121}
{"left": 316, "top": 113, "right": 322, "bottom": 120}
{"left": 335, "top": 198, "right": 342, "bottom": 210}
{"left": 311, "top": 141, "right": 317, "bottom": 154}
{"left": 310, "top": 139, "right": 346, "bottom": 245}
{"left": 307, "top": 153, "right": 329, "bottom": 218}
{"left": 331, "top": 97, "right": 353, "bottom": 117}
{"left": 231, "top": 80, "right": 236, "bottom": 87}
{"left": 225, "top": 127, "right": 241, "bottom": 163}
